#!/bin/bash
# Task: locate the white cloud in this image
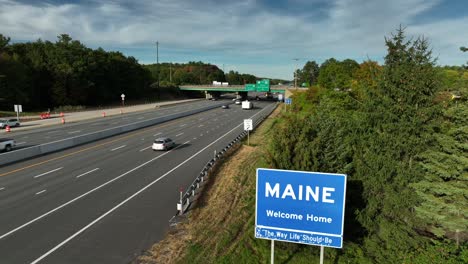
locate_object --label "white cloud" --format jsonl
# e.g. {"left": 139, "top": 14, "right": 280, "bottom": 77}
{"left": 0, "top": 0, "right": 466, "bottom": 79}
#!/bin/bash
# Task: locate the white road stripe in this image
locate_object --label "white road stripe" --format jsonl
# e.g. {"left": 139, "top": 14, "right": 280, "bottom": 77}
{"left": 68, "top": 130, "right": 81, "bottom": 134}
{"left": 33, "top": 167, "right": 63, "bottom": 179}
{"left": 0, "top": 187, "right": 4, "bottom": 191}
{"left": 111, "top": 145, "right": 126, "bottom": 151}
{"left": 46, "top": 131, "right": 61, "bottom": 134}
{"left": 198, "top": 125, "right": 204, "bottom": 127}
{"left": 154, "top": 132, "right": 162, "bottom": 137}
{"left": 2, "top": 104, "right": 274, "bottom": 248}
{"left": 35, "top": 190, "right": 46, "bottom": 195}
{"left": 16, "top": 142, "right": 26, "bottom": 145}
{"left": 29, "top": 109, "right": 271, "bottom": 263}
{"left": 180, "top": 124, "right": 186, "bottom": 127}
{"left": 139, "top": 146, "right": 152, "bottom": 152}
{"left": 175, "top": 132, "right": 184, "bottom": 137}
{"left": 76, "top": 168, "right": 100, "bottom": 178}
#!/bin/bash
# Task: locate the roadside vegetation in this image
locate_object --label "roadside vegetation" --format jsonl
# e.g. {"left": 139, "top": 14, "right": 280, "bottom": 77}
{"left": 139, "top": 27, "right": 467, "bottom": 263}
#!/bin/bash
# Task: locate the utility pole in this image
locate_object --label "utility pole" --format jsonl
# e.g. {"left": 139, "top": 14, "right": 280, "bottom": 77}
{"left": 293, "top": 58, "right": 299, "bottom": 89}
{"left": 156, "top": 41, "right": 159, "bottom": 88}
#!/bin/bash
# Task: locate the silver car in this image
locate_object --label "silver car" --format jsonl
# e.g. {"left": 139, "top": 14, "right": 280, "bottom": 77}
{"left": 152, "top": 137, "right": 175, "bottom": 151}
{"left": 0, "top": 118, "right": 20, "bottom": 129}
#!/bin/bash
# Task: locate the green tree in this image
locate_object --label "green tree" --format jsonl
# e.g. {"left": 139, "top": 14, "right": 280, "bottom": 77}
{"left": 299, "top": 60, "right": 319, "bottom": 86}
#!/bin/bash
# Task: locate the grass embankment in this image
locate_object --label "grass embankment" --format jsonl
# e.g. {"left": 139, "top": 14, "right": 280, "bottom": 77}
{"left": 138, "top": 104, "right": 320, "bottom": 264}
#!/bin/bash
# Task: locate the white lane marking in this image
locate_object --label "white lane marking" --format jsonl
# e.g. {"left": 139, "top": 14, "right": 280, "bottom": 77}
{"left": 199, "top": 118, "right": 204, "bottom": 121}
{"left": 16, "top": 142, "right": 26, "bottom": 145}
{"left": 0, "top": 143, "right": 186, "bottom": 241}
{"left": 32, "top": 107, "right": 274, "bottom": 260}
{"left": 32, "top": 125, "right": 248, "bottom": 263}
{"left": 111, "top": 145, "right": 126, "bottom": 151}
{"left": 46, "top": 131, "right": 61, "bottom": 134}
{"left": 198, "top": 125, "right": 204, "bottom": 127}
{"left": 35, "top": 190, "right": 46, "bottom": 195}
{"left": 200, "top": 134, "right": 203, "bottom": 137}
{"left": 193, "top": 137, "right": 197, "bottom": 140}
{"left": 180, "top": 124, "right": 186, "bottom": 127}
{"left": 0, "top": 187, "right": 5, "bottom": 191}
{"left": 2, "top": 105, "right": 274, "bottom": 245}
{"left": 33, "top": 167, "right": 63, "bottom": 179}
{"left": 154, "top": 132, "right": 162, "bottom": 137}
{"left": 68, "top": 130, "right": 81, "bottom": 134}
{"left": 175, "top": 132, "right": 184, "bottom": 137}
{"left": 76, "top": 168, "right": 100, "bottom": 178}
{"left": 139, "top": 146, "right": 152, "bottom": 152}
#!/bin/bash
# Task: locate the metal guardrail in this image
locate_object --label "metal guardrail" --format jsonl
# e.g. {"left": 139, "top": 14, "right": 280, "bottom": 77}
{"left": 176, "top": 103, "right": 277, "bottom": 215}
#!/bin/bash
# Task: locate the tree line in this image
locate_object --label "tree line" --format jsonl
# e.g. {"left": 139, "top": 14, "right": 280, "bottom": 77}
{"left": 1, "top": 34, "right": 284, "bottom": 112}
{"left": 268, "top": 28, "right": 467, "bottom": 263}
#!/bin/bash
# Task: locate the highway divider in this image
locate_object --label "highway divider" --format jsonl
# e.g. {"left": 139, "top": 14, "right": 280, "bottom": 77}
{"left": 0, "top": 102, "right": 227, "bottom": 166}
{"left": 176, "top": 103, "right": 277, "bottom": 216}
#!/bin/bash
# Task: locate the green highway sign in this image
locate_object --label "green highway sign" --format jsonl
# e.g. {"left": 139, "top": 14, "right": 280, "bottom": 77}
{"left": 245, "top": 84, "right": 256, "bottom": 91}
{"left": 256, "top": 79, "right": 270, "bottom": 92}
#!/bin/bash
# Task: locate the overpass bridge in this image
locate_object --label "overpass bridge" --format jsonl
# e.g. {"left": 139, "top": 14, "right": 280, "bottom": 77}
{"left": 179, "top": 80, "right": 290, "bottom": 99}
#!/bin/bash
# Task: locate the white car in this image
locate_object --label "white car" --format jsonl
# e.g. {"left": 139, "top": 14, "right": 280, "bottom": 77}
{"left": 0, "top": 119, "right": 20, "bottom": 129}
{"left": 152, "top": 137, "right": 175, "bottom": 151}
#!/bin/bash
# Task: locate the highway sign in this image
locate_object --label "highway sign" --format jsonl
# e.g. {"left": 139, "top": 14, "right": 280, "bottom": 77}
{"left": 256, "top": 79, "right": 270, "bottom": 92}
{"left": 255, "top": 168, "right": 347, "bottom": 248}
{"left": 244, "top": 119, "right": 253, "bottom": 131}
{"left": 14, "top": 104, "right": 22, "bottom": 112}
{"left": 245, "top": 84, "right": 256, "bottom": 91}
{"left": 285, "top": 98, "right": 292, "bottom": 105}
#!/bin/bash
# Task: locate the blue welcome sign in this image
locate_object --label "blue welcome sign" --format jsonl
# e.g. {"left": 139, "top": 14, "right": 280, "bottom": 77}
{"left": 255, "top": 168, "right": 347, "bottom": 248}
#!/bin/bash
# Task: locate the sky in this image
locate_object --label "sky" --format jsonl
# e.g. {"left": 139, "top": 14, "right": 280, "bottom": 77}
{"left": 0, "top": 0, "right": 467, "bottom": 80}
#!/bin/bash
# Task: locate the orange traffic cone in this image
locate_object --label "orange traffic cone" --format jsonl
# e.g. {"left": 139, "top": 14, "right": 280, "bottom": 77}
{"left": 61, "top": 118, "right": 65, "bottom": 124}
{"left": 5, "top": 125, "right": 11, "bottom": 132}
{"left": 102, "top": 112, "right": 106, "bottom": 117}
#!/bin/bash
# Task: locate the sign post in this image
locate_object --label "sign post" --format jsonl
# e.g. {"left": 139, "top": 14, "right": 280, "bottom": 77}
{"left": 255, "top": 168, "right": 347, "bottom": 263}
{"left": 121, "top": 93, "right": 125, "bottom": 107}
{"left": 244, "top": 119, "right": 253, "bottom": 146}
{"left": 14, "top": 104, "right": 22, "bottom": 122}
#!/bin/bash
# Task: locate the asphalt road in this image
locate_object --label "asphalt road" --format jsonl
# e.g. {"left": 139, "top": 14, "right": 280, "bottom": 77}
{"left": 2, "top": 100, "right": 222, "bottom": 150}
{"left": 0, "top": 100, "right": 276, "bottom": 263}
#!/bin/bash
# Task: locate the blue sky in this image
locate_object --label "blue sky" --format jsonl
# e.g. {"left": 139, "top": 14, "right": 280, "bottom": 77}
{"left": 1, "top": 0, "right": 467, "bottom": 80}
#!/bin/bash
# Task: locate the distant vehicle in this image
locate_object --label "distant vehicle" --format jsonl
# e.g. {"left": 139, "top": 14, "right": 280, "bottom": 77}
{"left": 235, "top": 100, "right": 241, "bottom": 105}
{"left": 152, "top": 137, "right": 175, "bottom": 151}
{"left": 221, "top": 105, "right": 229, "bottom": 109}
{"left": 242, "top": 101, "right": 253, "bottom": 110}
{"left": 278, "top": 94, "right": 284, "bottom": 102}
{"left": 0, "top": 138, "right": 15, "bottom": 152}
{"left": 0, "top": 119, "right": 20, "bottom": 129}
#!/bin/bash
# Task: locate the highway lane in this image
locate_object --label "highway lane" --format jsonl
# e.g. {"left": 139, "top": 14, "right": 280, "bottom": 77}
{"left": 0, "top": 101, "right": 276, "bottom": 263}
{"left": 2, "top": 99, "right": 221, "bottom": 150}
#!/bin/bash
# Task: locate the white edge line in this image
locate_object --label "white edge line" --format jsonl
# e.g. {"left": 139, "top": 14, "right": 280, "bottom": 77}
{"left": 30, "top": 104, "right": 274, "bottom": 263}
{"left": 35, "top": 190, "right": 46, "bottom": 195}
{"left": 175, "top": 132, "right": 184, "bottom": 137}
{"left": 153, "top": 132, "right": 162, "bottom": 136}
{"left": 33, "top": 167, "right": 63, "bottom": 179}
{"left": 76, "top": 168, "right": 100, "bottom": 178}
